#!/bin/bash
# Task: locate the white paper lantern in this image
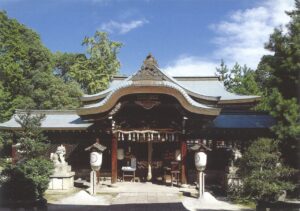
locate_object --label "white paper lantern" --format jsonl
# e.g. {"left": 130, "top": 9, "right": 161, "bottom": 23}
{"left": 175, "top": 150, "right": 181, "bottom": 161}
{"left": 117, "top": 148, "right": 124, "bottom": 160}
{"left": 194, "top": 152, "right": 207, "bottom": 171}
{"left": 90, "top": 152, "right": 102, "bottom": 171}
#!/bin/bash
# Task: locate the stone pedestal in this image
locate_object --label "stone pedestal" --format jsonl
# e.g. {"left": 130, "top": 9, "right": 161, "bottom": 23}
{"left": 48, "top": 164, "right": 75, "bottom": 190}
{"left": 226, "top": 166, "right": 242, "bottom": 190}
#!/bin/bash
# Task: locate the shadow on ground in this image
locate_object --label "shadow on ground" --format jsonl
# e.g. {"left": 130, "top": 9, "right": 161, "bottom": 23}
{"left": 0, "top": 203, "right": 188, "bottom": 211}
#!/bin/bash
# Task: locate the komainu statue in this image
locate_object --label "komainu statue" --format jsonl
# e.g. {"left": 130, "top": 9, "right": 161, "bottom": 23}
{"left": 50, "top": 144, "right": 66, "bottom": 165}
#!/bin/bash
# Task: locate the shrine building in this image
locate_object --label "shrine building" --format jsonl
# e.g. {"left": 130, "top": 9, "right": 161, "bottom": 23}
{"left": 0, "top": 54, "right": 275, "bottom": 189}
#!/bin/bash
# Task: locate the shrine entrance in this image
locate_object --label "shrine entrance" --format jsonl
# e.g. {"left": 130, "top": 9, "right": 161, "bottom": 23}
{"left": 0, "top": 54, "right": 271, "bottom": 196}
{"left": 80, "top": 91, "right": 216, "bottom": 185}
{"left": 115, "top": 129, "right": 182, "bottom": 185}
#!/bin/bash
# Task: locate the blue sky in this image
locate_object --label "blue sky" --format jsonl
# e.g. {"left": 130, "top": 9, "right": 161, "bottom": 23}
{"left": 0, "top": 0, "right": 295, "bottom": 76}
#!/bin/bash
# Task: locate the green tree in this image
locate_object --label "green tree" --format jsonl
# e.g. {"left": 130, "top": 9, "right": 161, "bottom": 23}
{"left": 0, "top": 158, "right": 53, "bottom": 201}
{"left": 216, "top": 61, "right": 261, "bottom": 95}
{"left": 53, "top": 52, "right": 85, "bottom": 82}
{"left": 69, "top": 31, "right": 122, "bottom": 94}
{"left": 0, "top": 82, "right": 12, "bottom": 122}
{"left": 0, "top": 111, "right": 54, "bottom": 202}
{"left": 238, "top": 138, "right": 295, "bottom": 202}
{"left": 217, "top": 2, "right": 300, "bottom": 168}
{"left": 256, "top": 1, "right": 300, "bottom": 167}
{"left": 14, "top": 111, "right": 48, "bottom": 159}
{"left": 0, "top": 11, "right": 82, "bottom": 121}
{"left": 257, "top": 3, "right": 300, "bottom": 100}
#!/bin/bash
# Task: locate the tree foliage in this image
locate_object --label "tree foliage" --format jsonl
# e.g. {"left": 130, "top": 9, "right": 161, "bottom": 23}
{"left": 0, "top": 158, "right": 53, "bottom": 201}
{"left": 14, "top": 111, "right": 48, "bottom": 159}
{"left": 256, "top": 2, "right": 300, "bottom": 167}
{"left": 68, "top": 31, "right": 122, "bottom": 94}
{"left": 0, "top": 112, "right": 53, "bottom": 202}
{"left": 216, "top": 60, "right": 261, "bottom": 96}
{"left": 0, "top": 11, "right": 82, "bottom": 122}
{"left": 238, "top": 138, "right": 295, "bottom": 202}
{"left": 218, "top": 2, "right": 300, "bottom": 201}
{"left": 217, "top": 2, "right": 300, "bottom": 167}
{"left": 53, "top": 52, "right": 85, "bottom": 82}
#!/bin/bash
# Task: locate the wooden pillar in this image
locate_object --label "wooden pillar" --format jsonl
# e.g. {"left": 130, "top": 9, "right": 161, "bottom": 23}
{"left": 181, "top": 138, "right": 187, "bottom": 184}
{"left": 111, "top": 134, "right": 118, "bottom": 184}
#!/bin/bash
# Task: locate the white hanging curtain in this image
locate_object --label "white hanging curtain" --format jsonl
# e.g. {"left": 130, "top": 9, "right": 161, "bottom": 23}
{"left": 114, "top": 129, "right": 180, "bottom": 142}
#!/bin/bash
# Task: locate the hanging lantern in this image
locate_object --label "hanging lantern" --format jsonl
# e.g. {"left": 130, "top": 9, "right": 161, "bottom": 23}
{"left": 172, "top": 134, "right": 175, "bottom": 142}
{"left": 161, "top": 133, "right": 165, "bottom": 142}
{"left": 175, "top": 149, "right": 181, "bottom": 161}
{"left": 117, "top": 148, "right": 125, "bottom": 160}
{"left": 128, "top": 133, "right": 131, "bottom": 141}
{"left": 150, "top": 133, "right": 153, "bottom": 141}
{"left": 122, "top": 133, "right": 124, "bottom": 141}
{"left": 158, "top": 133, "right": 160, "bottom": 141}
{"left": 208, "top": 140, "right": 212, "bottom": 147}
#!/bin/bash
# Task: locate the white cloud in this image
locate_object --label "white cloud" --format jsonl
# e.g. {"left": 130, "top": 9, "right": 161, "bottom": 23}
{"left": 212, "top": 0, "right": 294, "bottom": 69}
{"left": 163, "top": 56, "right": 219, "bottom": 76}
{"left": 164, "top": 0, "right": 294, "bottom": 76}
{"left": 100, "top": 19, "right": 148, "bottom": 34}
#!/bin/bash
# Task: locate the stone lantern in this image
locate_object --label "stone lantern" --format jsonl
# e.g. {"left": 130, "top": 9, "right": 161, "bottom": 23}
{"left": 195, "top": 151, "right": 207, "bottom": 171}
{"left": 85, "top": 139, "right": 107, "bottom": 195}
{"left": 90, "top": 151, "right": 103, "bottom": 171}
{"left": 191, "top": 143, "right": 211, "bottom": 198}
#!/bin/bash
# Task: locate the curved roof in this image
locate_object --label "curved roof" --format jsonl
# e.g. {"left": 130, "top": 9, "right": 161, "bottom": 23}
{"left": 78, "top": 55, "right": 260, "bottom": 116}
{"left": 77, "top": 80, "right": 221, "bottom": 116}
{"left": 106, "top": 76, "right": 260, "bottom": 102}
{"left": 0, "top": 110, "right": 275, "bottom": 130}
{"left": 0, "top": 110, "right": 92, "bottom": 130}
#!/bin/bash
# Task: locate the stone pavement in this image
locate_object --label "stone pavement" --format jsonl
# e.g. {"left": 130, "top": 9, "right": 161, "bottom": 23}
{"left": 111, "top": 192, "right": 181, "bottom": 204}
{"left": 1, "top": 183, "right": 253, "bottom": 210}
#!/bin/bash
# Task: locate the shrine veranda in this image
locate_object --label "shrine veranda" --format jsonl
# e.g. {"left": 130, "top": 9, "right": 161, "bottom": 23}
{"left": 0, "top": 55, "right": 275, "bottom": 190}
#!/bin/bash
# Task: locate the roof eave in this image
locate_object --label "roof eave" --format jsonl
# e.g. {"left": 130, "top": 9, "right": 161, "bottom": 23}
{"left": 218, "top": 96, "right": 261, "bottom": 104}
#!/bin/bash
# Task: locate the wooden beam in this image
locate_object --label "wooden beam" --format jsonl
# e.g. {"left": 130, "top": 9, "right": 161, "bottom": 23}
{"left": 181, "top": 137, "right": 187, "bottom": 184}
{"left": 111, "top": 134, "right": 118, "bottom": 184}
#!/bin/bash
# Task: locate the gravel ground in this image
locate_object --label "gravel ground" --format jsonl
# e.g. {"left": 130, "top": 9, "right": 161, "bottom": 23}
{"left": 182, "top": 192, "right": 253, "bottom": 211}
{"left": 43, "top": 184, "right": 253, "bottom": 211}
{"left": 54, "top": 190, "right": 112, "bottom": 205}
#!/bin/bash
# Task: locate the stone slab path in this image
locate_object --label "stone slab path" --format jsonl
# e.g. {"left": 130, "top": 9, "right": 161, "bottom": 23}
{"left": 112, "top": 192, "right": 181, "bottom": 204}
{"left": 2, "top": 183, "right": 253, "bottom": 210}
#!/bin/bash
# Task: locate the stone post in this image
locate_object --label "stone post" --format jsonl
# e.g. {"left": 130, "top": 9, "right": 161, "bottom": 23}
{"left": 198, "top": 171, "right": 205, "bottom": 198}
{"left": 90, "top": 170, "right": 97, "bottom": 195}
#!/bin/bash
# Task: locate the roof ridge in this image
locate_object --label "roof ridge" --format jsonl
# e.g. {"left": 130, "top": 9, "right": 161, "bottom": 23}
{"left": 15, "top": 109, "right": 77, "bottom": 115}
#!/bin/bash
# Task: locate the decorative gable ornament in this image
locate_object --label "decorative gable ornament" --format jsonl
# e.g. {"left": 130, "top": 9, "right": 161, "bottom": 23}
{"left": 132, "top": 54, "right": 166, "bottom": 81}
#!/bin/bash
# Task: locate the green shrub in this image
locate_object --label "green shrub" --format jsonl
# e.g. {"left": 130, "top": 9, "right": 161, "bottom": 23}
{"left": 0, "top": 158, "right": 53, "bottom": 201}
{"left": 238, "top": 138, "right": 296, "bottom": 202}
